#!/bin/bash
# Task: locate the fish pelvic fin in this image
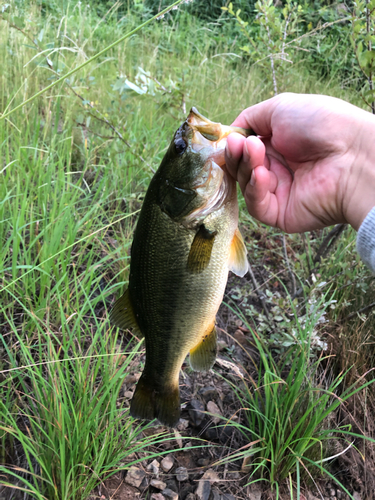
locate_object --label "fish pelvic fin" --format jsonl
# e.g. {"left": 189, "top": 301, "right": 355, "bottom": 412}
{"left": 228, "top": 228, "right": 249, "bottom": 277}
{"left": 130, "top": 376, "right": 180, "bottom": 428}
{"left": 187, "top": 224, "right": 217, "bottom": 274}
{"left": 189, "top": 323, "right": 217, "bottom": 372}
{"left": 109, "top": 288, "right": 142, "bottom": 336}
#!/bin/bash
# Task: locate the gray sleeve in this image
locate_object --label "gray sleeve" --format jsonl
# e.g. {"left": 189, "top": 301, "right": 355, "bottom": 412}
{"left": 356, "top": 206, "right": 375, "bottom": 273}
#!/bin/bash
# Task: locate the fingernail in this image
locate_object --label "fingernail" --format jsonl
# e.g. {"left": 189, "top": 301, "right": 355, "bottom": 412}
{"left": 250, "top": 169, "right": 256, "bottom": 186}
{"left": 226, "top": 145, "right": 232, "bottom": 159}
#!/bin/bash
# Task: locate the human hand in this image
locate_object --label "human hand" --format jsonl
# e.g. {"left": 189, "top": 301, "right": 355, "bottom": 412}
{"left": 225, "top": 93, "right": 375, "bottom": 232}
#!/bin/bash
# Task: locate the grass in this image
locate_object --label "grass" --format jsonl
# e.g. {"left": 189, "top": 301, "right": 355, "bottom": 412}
{"left": 1, "top": 0, "right": 375, "bottom": 498}
{"left": 218, "top": 296, "right": 375, "bottom": 499}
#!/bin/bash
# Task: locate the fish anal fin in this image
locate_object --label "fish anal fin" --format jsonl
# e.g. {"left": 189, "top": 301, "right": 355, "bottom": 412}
{"left": 187, "top": 225, "right": 217, "bottom": 274}
{"left": 130, "top": 376, "right": 180, "bottom": 428}
{"left": 228, "top": 228, "right": 249, "bottom": 277}
{"left": 189, "top": 324, "right": 217, "bottom": 372}
{"left": 109, "top": 289, "right": 142, "bottom": 336}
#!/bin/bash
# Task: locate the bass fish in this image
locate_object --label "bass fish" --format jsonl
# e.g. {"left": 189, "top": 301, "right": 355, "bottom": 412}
{"left": 110, "top": 108, "right": 252, "bottom": 427}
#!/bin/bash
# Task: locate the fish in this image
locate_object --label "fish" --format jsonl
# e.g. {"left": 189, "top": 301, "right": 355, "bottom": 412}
{"left": 110, "top": 107, "right": 252, "bottom": 427}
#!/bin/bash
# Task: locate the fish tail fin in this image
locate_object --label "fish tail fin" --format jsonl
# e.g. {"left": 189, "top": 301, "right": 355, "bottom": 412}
{"left": 130, "top": 376, "right": 180, "bottom": 428}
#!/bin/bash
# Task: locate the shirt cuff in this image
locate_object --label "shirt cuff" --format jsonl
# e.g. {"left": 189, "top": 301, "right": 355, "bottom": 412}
{"left": 356, "top": 206, "right": 375, "bottom": 273}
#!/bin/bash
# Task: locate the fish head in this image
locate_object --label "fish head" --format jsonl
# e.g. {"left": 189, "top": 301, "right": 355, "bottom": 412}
{"left": 157, "top": 108, "right": 253, "bottom": 224}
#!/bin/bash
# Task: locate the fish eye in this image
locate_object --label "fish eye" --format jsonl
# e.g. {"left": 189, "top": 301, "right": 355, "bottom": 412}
{"left": 175, "top": 138, "right": 187, "bottom": 155}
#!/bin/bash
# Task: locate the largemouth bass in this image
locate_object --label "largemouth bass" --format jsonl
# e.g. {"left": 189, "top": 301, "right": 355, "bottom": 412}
{"left": 110, "top": 108, "right": 252, "bottom": 427}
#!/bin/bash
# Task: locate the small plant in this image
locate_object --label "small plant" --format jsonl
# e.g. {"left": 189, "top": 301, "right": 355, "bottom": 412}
{"left": 219, "top": 297, "right": 375, "bottom": 498}
{"left": 351, "top": 0, "right": 375, "bottom": 112}
{"left": 222, "top": 0, "right": 305, "bottom": 94}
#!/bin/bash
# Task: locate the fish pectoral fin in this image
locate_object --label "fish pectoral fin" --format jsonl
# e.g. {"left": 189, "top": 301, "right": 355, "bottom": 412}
{"left": 189, "top": 324, "right": 217, "bottom": 372}
{"left": 109, "top": 288, "right": 142, "bottom": 336}
{"left": 228, "top": 228, "right": 249, "bottom": 277}
{"left": 130, "top": 376, "right": 181, "bottom": 428}
{"left": 187, "top": 224, "right": 217, "bottom": 274}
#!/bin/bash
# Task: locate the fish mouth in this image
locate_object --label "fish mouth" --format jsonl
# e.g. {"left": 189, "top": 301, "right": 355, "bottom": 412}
{"left": 186, "top": 107, "right": 254, "bottom": 166}
{"left": 179, "top": 108, "right": 255, "bottom": 225}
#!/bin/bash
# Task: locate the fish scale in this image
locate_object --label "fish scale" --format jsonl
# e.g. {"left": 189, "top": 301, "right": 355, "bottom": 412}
{"left": 110, "top": 108, "right": 253, "bottom": 427}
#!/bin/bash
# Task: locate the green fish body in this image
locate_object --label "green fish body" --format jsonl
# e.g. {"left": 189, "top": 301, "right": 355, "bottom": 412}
{"left": 110, "top": 108, "right": 252, "bottom": 427}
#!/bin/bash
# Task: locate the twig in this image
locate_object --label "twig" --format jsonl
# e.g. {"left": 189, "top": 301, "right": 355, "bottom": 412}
{"left": 293, "top": 224, "right": 347, "bottom": 298}
{"left": 263, "top": 8, "right": 278, "bottom": 95}
{"left": 281, "top": 13, "right": 291, "bottom": 60}
{"left": 247, "top": 261, "right": 270, "bottom": 320}
{"left": 284, "top": 16, "right": 352, "bottom": 48}
{"left": 346, "top": 302, "right": 375, "bottom": 320}
{"left": 313, "top": 224, "right": 347, "bottom": 264}
{"left": 282, "top": 233, "right": 296, "bottom": 296}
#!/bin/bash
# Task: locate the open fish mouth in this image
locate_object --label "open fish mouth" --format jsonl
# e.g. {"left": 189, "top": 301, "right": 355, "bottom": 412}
{"left": 187, "top": 107, "right": 253, "bottom": 166}
{"left": 180, "top": 108, "right": 254, "bottom": 225}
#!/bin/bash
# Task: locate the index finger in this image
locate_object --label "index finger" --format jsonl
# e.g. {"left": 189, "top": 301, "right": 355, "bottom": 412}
{"left": 231, "top": 94, "right": 284, "bottom": 136}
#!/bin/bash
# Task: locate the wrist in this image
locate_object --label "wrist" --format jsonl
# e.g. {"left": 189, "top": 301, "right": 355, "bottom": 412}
{"left": 343, "top": 110, "right": 375, "bottom": 231}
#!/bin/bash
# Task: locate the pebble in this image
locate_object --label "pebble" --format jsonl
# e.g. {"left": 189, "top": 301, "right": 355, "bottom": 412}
{"left": 206, "top": 401, "right": 222, "bottom": 424}
{"left": 166, "top": 479, "right": 178, "bottom": 492}
{"left": 173, "top": 429, "right": 183, "bottom": 448}
{"left": 201, "top": 469, "right": 220, "bottom": 483}
{"left": 176, "top": 466, "right": 189, "bottom": 481}
{"left": 217, "top": 340, "right": 228, "bottom": 351}
{"left": 189, "top": 399, "right": 206, "bottom": 427}
{"left": 219, "top": 425, "right": 235, "bottom": 443}
{"left": 125, "top": 466, "right": 145, "bottom": 488}
{"left": 177, "top": 418, "right": 189, "bottom": 431}
{"left": 197, "top": 457, "right": 210, "bottom": 467}
{"left": 161, "top": 455, "right": 174, "bottom": 472}
{"left": 330, "top": 490, "right": 336, "bottom": 497}
{"left": 210, "top": 488, "right": 221, "bottom": 500}
{"left": 151, "top": 479, "right": 167, "bottom": 490}
{"left": 123, "top": 372, "right": 141, "bottom": 386}
{"left": 247, "top": 485, "right": 262, "bottom": 500}
{"left": 353, "top": 493, "right": 361, "bottom": 500}
{"left": 228, "top": 471, "right": 240, "bottom": 480}
{"left": 162, "top": 488, "right": 179, "bottom": 500}
{"left": 195, "top": 479, "right": 211, "bottom": 500}
{"left": 199, "top": 386, "right": 217, "bottom": 400}
{"left": 234, "top": 329, "right": 247, "bottom": 345}
{"left": 185, "top": 494, "right": 197, "bottom": 500}
{"left": 203, "top": 426, "right": 218, "bottom": 441}
{"left": 307, "top": 494, "right": 320, "bottom": 500}
{"left": 195, "top": 469, "right": 220, "bottom": 500}
{"left": 184, "top": 441, "right": 193, "bottom": 451}
{"left": 151, "top": 495, "right": 165, "bottom": 500}
{"left": 124, "top": 390, "right": 133, "bottom": 398}
{"left": 147, "top": 459, "right": 160, "bottom": 475}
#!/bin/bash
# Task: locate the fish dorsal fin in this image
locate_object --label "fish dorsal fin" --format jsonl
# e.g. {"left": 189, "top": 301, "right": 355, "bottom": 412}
{"left": 189, "top": 323, "right": 217, "bottom": 372}
{"left": 187, "top": 224, "right": 217, "bottom": 274}
{"left": 109, "top": 288, "right": 143, "bottom": 336}
{"left": 228, "top": 228, "right": 249, "bottom": 277}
